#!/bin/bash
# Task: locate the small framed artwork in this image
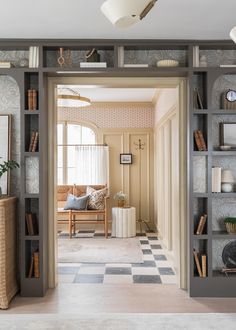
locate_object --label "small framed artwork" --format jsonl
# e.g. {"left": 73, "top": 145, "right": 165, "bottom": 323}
{"left": 120, "top": 153, "right": 132, "bottom": 165}
{"left": 220, "top": 122, "right": 236, "bottom": 148}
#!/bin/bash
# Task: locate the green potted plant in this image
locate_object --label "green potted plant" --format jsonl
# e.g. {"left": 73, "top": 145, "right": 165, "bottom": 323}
{"left": 0, "top": 158, "right": 19, "bottom": 197}
{"left": 224, "top": 217, "right": 236, "bottom": 234}
{"left": 113, "top": 191, "right": 127, "bottom": 208}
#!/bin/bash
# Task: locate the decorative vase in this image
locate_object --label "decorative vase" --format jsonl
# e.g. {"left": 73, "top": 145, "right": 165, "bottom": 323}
{"left": 221, "top": 183, "right": 233, "bottom": 193}
{"left": 118, "top": 199, "right": 125, "bottom": 208}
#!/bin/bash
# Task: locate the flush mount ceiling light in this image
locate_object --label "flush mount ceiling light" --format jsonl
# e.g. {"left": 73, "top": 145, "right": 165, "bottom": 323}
{"left": 101, "top": 0, "right": 157, "bottom": 28}
{"left": 57, "top": 88, "right": 91, "bottom": 107}
{"left": 230, "top": 26, "right": 236, "bottom": 43}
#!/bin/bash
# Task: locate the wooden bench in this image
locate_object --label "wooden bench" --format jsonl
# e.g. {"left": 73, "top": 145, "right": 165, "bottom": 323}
{"left": 57, "top": 185, "right": 109, "bottom": 238}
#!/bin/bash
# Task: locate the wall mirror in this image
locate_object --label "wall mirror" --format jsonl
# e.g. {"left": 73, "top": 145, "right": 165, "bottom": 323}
{"left": 0, "top": 115, "right": 11, "bottom": 195}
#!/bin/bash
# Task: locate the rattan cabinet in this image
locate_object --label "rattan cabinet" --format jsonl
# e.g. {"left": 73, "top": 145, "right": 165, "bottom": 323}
{"left": 0, "top": 197, "right": 18, "bottom": 309}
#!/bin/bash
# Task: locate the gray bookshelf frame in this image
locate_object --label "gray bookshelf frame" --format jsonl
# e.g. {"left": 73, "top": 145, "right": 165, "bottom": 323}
{"left": 1, "top": 39, "right": 236, "bottom": 297}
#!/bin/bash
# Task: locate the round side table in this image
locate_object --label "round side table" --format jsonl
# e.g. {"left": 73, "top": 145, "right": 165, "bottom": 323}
{"left": 112, "top": 207, "right": 136, "bottom": 238}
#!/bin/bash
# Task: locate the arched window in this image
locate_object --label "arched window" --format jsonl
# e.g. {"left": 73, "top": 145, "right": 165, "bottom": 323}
{"left": 57, "top": 122, "right": 96, "bottom": 184}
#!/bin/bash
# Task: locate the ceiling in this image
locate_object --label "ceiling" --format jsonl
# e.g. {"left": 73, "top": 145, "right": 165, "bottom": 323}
{"left": 1, "top": 0, "right": 236, "bottom": 40}
{"left": 58, "top": 86, "right": 157, "bottom": 103}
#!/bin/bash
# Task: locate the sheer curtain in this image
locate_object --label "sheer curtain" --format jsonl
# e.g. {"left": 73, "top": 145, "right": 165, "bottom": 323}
{"left": 74, "top": 145, "right": 109, "bottom": 185}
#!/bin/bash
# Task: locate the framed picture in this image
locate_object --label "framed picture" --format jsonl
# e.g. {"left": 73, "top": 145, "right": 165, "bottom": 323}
{"left": 120, "top": 153, "right": 132, "bottom": 165}
{"left": 0, "top": 115, "right": 11, "bottom": 195}
{"left": 220, "top": 122, "right": 236, "bottom": 148}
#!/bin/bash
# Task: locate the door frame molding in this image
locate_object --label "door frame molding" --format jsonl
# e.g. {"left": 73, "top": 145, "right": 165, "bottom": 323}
{"left": 47, "top": 76, "right": 187, "bottom": 290}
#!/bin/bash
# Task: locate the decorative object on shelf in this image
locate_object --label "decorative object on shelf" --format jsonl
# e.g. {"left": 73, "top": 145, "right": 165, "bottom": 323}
{"left": 57, "top": 88, "right": 91, "bottom": 107}
{"left": 0, "top": 115, "right": 12, "bottom": 196}
{"left": 19, "top": 58, "right": 29, "bottom": 68}
{"left": 25, "top": 213, "right": 39, "bottom": 236}
{"left": 65, "top": 49, "right": 72, "bottom": 67}
{"left": 222, "top": 240, "right": 236, "bottom": 269}
{"left": 0, "top": 159, "right": 19, "bottom": 198}
{"left": 29, "top": 46, "right": 39, "bottom": 68}
{"left": 113, "top": 191, "right": 127, "bottom": 208}
{"left": 230, "top": 26, "right": 236, "bottom": 43}
{"left": 123, "top": 64, "right": 148, "bottom": 68}
{"left": 101, "top": 0, "right": 158, "bottom": 28}
{"left": 224, "top": 217, "right": 236, "bottom": 234}
{"left": 194, "top": 130, "right": 207, "bottom": 151}
{"left": 28, "top": 131, "right": 39, "bottom": 152}
{"left": 80, "top": 62, "right": 107, "bottom": 68}
{"left": 57, "top": 47, "right": 66, "bottom": 67}
{"left": 193, "top": 88, "right": 204, "bottom": 109}
{"left": 0, "top": 61, "right": 12, "bottom": 68}
{"left": 212, "top": 167, "right": 222, "bottom": 193}
{"left": 201, "top": 255, "right": 207, "bottom": 277}
{"left": 196, "top": 214, "right": 207, "bottom": 235}
{"left": 86, "top": 48, "right": 100, "bottom": 62}
{"left": 221, "top": 169, "right": 234, "bottom": 193}
{"left": 199, "top": 55, "right": 207, "bottom": 67}
{"left": 120, "top": 153, "right": 132, "bottom": 164}
{"left": 219, "top": 145, "right": 232, "bottom": 151}
{"left": 28, "top": 250, "right": 40, "bottom": 278}
{"left": 193, "top": 249, "right": 203, "bottom": 277}
{"left": 134, "top": 139, "right": 151, "bottom": 232}
{"left": 193, "top": 45, "right": 199, "bottom": 67}
{"left": 221, "top": 90, "right": 236, "bottom": 109}
{"left": 27, "top": 89, "right": 38, "bottom": 110}
{"left": 156, "top": 59, "right": 179, "bottom": 67}
{"left": 220, "top": 122, "right": 236, "bottom": 148}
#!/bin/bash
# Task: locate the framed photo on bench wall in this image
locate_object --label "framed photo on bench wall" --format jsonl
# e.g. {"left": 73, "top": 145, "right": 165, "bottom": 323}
{"left": 120, "top": 153, "right": 132, "bottom": 165}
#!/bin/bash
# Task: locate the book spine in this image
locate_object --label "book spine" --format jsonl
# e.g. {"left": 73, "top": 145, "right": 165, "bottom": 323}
{"left": 202, "top": 255, "right": 207, "bottom": 277}
{"left": 29, "top": 131, "right": 36, "bottom": 152}
{"left": 193, "top": 249, "right": 203, "bottom": 277}
{"left": 28, "top": 89, "right": 33, "bottom": 110}
{"left": 33, "top": 252, "right": 40, "bottom": 278}
{"left": 212, "top": 167, "right": 221, "bottom": 193}
{"left": 32, "top": 131, "right": 39, "bottom": 152}
{"left": 28, "top": 213, "right": 35, "bottom": 235}
{"left": 194, "top": 130, "right": 203, "bottom": 151}
{"left": 32, "top": 89, "right": 37, "bottom": 110}
{"left": 25, "top": 213, "right": 31, "bottom": 236}
{"left": 196, "top": 216, "right": 204, "bottom": 235}
{"left": 197, "top": 130, "right": 207, "bottom": 151}
{"left": 199, "top": 214, "right": 207, "bottom": 235}
{"left": 28, "top": 255, "right": 34, "bottom": 278}
{"left": 29, "top": 47, "right": 32, "bottom": 68}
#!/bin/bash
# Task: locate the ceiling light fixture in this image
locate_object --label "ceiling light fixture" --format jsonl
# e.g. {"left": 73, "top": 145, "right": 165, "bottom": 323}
{"left": 230, "top": 26, "right": 236, "bottom": 43}
{"left": 57, "top": 88, "right": 91, "bottom": 107}
{"left": 101, "top": 0, "right": 157, "bottom": 28}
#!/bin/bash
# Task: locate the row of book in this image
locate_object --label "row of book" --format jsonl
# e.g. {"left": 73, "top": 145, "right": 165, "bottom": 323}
{"left": 28, "top": 251, "right": 40, "bottom": 278}
{"left": 28, "top": 131, "right": 39, "bottom": 152}
{"left": 193, "top": 249, "right": 207, "bottom": 277}
{"left": 29, "top": 46, "right": 39, "bottom": 68}
{"left": 25, "top": 213, "right": 39, "bottom": 236}
{"left": 27, "top": 89, "right": 38, "bottom": 110}
{"left": 194, "top": 130, "right": 207, "bottom": 151}
{"left": 195, "top": 214, "right": 207, "bottom": 235}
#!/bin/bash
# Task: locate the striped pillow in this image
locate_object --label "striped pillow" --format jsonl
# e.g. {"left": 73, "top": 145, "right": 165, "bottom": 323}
{"left": 86, "top": 186, "right": 107, "bottom": 210}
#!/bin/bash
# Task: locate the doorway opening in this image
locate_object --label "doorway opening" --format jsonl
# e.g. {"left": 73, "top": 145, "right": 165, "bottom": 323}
{"left": 47, "top": 77, "right": 187, "bottom": 291}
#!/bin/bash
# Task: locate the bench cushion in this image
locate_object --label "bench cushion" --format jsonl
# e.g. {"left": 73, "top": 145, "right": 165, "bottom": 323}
{"left": 64, "top": 194, "right": 89, "bottom": 210}
{"left": 87, "top": 186, "right": 107, "bottom": 210}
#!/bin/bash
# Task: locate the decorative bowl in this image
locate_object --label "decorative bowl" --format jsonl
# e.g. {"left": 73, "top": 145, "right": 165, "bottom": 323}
{"left": 157, "top": 60, "right": 179, "bottom": 67}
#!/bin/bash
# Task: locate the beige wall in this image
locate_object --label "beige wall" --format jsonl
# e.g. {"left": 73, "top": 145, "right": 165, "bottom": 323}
{"left": 58, "top": 103, "right": 154, "bottom": 229}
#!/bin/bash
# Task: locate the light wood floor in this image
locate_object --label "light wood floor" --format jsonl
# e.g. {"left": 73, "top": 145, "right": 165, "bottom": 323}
{"left": 3, "top": 284, "right": 236, "bottom": 313}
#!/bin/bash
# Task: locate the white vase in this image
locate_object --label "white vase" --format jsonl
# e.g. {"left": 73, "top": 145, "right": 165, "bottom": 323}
{"left": 221, "top": 183, "right": 233, "bottom": 193}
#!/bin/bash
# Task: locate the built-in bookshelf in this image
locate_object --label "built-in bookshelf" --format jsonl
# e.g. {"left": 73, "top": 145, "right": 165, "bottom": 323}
{"left": 1, "top": 39, "right": 236, "bottom": 297}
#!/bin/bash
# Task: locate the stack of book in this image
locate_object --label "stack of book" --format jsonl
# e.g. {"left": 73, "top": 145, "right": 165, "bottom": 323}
{"left": 27, "top": 89, "right": 38, "bottom": 110}
{"left": 80, "top": 62, "right": 107, "bottom": 68}
{"left": 28, "top": 251, "right": 40, "bottom": 278}
{"left": 212, "top": 167, "right": 221, "bottom": 193}
{"left": 0, "top": 61, "right": 12, "bottom": 68}
{"left": 193, "top": 249, "right": 207, "bottom": 277}
{"left": 124, "top": 64, "right": 149, "bottom": 68}
{"left": 25, "top": 213, "right": 39, "bottom": 236}
{"left": 193, "top": 88, "right": 204, "bottom": 109}
{"left": 195, "top": 214, "right": 207, "bottom": 235}
{"left": 194, "top": 130, "right": 207, "bottom": 151}
{"left": 28, "top": 131, "right": 39, "bottom": 152}
{"left": 29, "top": 46, "right": 39, "bottom": 68}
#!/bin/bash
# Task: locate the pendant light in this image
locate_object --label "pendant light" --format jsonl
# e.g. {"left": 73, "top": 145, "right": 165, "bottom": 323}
{"left": 101, "top": 0, "right": 157, "bottom": 28}
{"left": 57, "top": 88, "right": 91, "bottom": 107}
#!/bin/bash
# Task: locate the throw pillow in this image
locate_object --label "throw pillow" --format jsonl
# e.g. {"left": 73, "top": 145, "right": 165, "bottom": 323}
{"left": 86, "top": 186, "right": 107, "bottom": 210}
{"left": 64, "top": 194, "right": 89, "bottom": 210}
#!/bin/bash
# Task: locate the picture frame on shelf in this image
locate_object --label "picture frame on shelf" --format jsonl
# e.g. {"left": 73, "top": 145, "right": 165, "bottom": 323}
{"left": 120, "top": 153, "right": 132, "bottom": 165}
{"left": 220, "top": 122, "right": 236, "bottom": 148}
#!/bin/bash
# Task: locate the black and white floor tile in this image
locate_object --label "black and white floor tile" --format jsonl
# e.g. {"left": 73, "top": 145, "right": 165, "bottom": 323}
{"left": 58, "top": 231, "right": 177, "bottom": 285}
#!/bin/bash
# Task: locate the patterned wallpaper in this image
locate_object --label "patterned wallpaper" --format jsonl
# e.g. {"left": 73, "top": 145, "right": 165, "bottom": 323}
{"left": 58, "top": 102, "right": 154, "bottom": 128}
{"left": 0, "top": 75, "right": 20, "bottom": 197}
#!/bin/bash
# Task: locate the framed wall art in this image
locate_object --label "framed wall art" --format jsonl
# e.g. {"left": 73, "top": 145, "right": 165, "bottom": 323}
{"left": 120, "top": 153, "right": 132, "bottom": 165}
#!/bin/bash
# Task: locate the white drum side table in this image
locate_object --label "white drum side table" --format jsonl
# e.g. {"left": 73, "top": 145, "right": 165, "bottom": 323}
{"left": 112, "top": 207, "right": 136, "bottom": 238}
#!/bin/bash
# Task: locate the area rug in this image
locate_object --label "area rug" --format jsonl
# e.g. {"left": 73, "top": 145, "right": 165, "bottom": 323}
{"left": 58, "top": 238, "right": 143, "bottom": 263}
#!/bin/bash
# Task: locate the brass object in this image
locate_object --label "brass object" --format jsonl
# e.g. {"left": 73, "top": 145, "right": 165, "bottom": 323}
{"left": 57, "top": 48, "right": 65, "bottom": 67}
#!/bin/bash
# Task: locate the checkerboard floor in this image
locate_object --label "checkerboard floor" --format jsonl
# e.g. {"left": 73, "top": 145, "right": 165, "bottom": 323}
{"left": 58, "top": 231, "right": 177, "bottom": 285}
